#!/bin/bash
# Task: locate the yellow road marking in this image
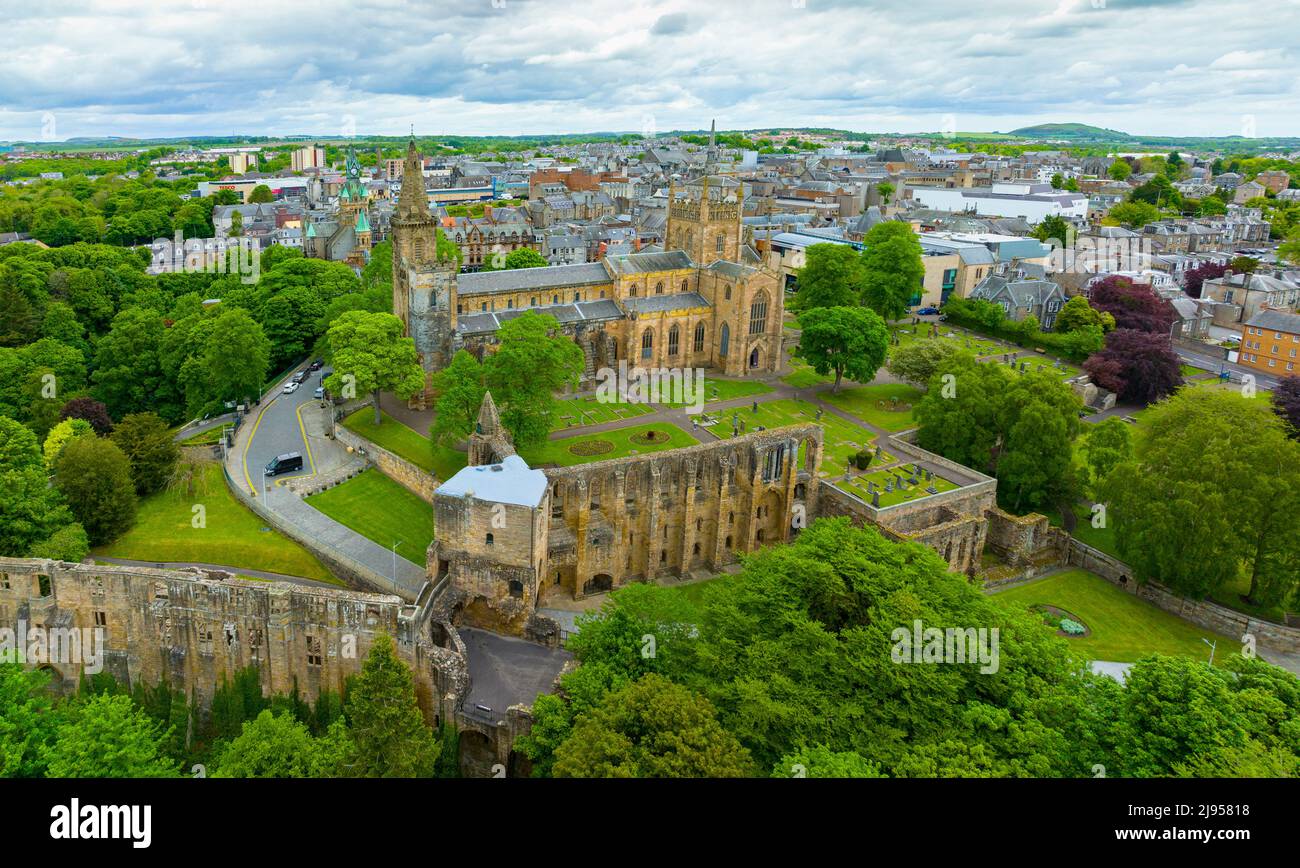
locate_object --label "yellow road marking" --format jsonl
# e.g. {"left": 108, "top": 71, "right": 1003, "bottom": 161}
{"left": 242, "top": 396, "right": 276, "bottom": 493}
{"left": 294, "top": 399, "right": 318, "bottom": 477}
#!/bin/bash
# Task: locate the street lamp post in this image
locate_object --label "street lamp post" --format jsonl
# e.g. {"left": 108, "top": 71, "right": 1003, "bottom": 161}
{"left": 1202, "top": 637, "right": 1217, "bottom": 666}
{"left": 391, "top": 541, "right": 401, "bottom": 583}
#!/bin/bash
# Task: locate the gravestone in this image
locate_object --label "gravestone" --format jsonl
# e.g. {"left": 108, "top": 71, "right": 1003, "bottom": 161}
{"left": 871, "top": 491, "right": 880, "bottom": 507}
{"left": 885, "top": 479, "right": 894, "bottom": 492}
{"left": 926, "top": 484, "right": 938, "bottom": 495}
{"left": 925, "top": 469, "right": 933, "bottom": 481}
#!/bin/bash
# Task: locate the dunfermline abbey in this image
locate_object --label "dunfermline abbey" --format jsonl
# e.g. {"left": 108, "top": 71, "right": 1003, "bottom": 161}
{"left": 0, "top": 139, "right": 1057, "bottom": 774}
{"left": 390, "top": 138, "right": 784, "bottom": 404}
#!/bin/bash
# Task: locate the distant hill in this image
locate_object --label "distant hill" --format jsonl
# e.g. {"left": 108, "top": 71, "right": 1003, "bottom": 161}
{"left": 1008, "top": 123, "right": 1134, "bottom": 141}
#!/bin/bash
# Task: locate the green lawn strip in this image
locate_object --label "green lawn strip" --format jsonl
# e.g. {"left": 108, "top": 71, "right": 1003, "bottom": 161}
{"left": 781, "top": 358, "right": 836, "bottom": 389}
{"left": 520, "top": 422, "right": 697, "bottom": 467}
{"left": 1208, "top": 571, "right": 1291, "bottom": 624}
{"left": 1012, "top": 354, "right": 1080, "bottom": 378}
{"left": 836, "top": 466, "right": 958, "bottom": 506}
{"left": 94, "top": 465, "right": 340, "bottom": 584}
{"left": 992, "top": 569, "right": 1236, "bottom": 665}
{"left": 305, "top": 468, "right": 434, "bottom": 559}
{"left": 342, "top": 408, "right": 467, "bottom": 480}
{"left": 821, "top": 383, "right": 922, "bottom": 431}
{"left": 179, "top": 426, "right": 227, "bottom": 446}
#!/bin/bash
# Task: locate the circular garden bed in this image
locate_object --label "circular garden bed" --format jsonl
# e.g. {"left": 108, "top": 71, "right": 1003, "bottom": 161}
{"left": 1032, "top": 604, "right": 1092, "bottom": 638}
{"left": 568, "top": 439, "right": 615, "bottom": 457}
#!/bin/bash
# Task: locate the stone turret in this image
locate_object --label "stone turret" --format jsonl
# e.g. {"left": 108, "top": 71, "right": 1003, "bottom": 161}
{"left": 468, "top": 391, "right": 515, "bottom": 466}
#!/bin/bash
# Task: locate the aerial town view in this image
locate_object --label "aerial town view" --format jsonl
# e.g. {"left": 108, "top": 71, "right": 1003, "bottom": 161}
{"left": 0, "top": 0, "right": 1296, "bottom": 848}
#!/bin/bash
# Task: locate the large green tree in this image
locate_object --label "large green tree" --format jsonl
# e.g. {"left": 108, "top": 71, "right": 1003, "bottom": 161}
{"left": 324, "top": 311, "right": 426, "bottom": 425}
{"left": 110, "top": 412, "right": 180, "bottom": 495}
{"left": 213, "top": 710, "right": 321, "bottom": 778}
{"left": 792, "top": 243, "right": 862, "bottom": 311}
{"left": 860, "top": 222, "right": 925, "bottom": 322}
{"left": 429, "top": 350, "right": 487, "bottom": 446}
{"left": 483, "top": 312, "right": 584, "bottom": 447}
{"left": 795, "top": 306, "right": 888, "bottom": 392}
{"left": 42, "top": 693, "right": 179, "bottom": 778}
{"left": 339, "top": 634, "right": 441, "bottom": 778}
{"left": 52, "top": 434, "right": 137, "bottom": 545}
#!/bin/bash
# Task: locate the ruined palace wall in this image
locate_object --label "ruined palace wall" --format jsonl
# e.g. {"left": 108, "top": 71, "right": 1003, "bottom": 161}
{"left": 0, "top": 558, "right": 463, "bottom": 723}
{"left": 542, "top": 424, "right": 822, "bottom": 597}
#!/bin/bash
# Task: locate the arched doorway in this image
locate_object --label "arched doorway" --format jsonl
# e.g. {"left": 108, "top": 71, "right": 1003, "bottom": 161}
{"left": 583, "top": 573, "right": 613, "bottom": 595}
{"left": 749, "top": 346, "right": 761, "bottom": 369}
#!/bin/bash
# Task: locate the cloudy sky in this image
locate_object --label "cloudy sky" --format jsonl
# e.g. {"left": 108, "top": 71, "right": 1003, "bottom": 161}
{"left": 1, "top": 0, "right": 1297, "bottom": 142}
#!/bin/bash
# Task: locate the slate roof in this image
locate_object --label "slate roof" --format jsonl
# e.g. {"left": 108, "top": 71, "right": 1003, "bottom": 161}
{"left": 604, "top": 249, "right": 695, "bottom": 275}
{"left": 456, "top": 299, "right": 624, "bottom": 336}
{"left": 1244, "top": 309, "right": 1300, "bottom": 334}
{"left": 457, "top": 262, "right": 612, "bottom": 295}
{"left": 623, "top": 292, "right": 710, "bottom": 314}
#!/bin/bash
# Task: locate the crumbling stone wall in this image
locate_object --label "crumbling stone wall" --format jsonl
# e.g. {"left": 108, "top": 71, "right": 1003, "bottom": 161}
{"left": 0, "top": 558, "right": 464, "bottom": 724}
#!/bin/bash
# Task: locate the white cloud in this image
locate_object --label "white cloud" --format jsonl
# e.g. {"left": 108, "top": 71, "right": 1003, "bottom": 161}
{"left": 0, "top": 0, "right": 1295, "bottom": 140}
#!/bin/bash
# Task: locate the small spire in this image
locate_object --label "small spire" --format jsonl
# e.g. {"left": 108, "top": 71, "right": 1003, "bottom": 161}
{"left": 476, "top": 391, "right": 501, "bottom": 434}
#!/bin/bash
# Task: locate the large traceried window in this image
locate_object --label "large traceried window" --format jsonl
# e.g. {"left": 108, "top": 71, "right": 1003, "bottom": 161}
{"left": 641, "top": 328, "right": 654, "bottom": 359}
{"left": 719, "top": 323, "right": 730, "bottom": 357}
{"left": 749, "top": 292, "right": 769, "bottom": 335}
{"left": 693, "top": 321, "right": 706, "bottom": 353}
{"left": 668, "top": 324, "right": 680, "bottom": 356}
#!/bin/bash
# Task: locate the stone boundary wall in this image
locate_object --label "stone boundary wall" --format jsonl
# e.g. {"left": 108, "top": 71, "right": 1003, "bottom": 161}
{"left": 220, "top": 464, "right": 416, "bottom": 601}
{"left": 334, "top": 413, "right": 439, "bottom": 503}
{"left": 1065, "top": 539, "right": 1300, "bottom": 655}
{"left": 286, "top": 460, "right": 370, "bottom": 498}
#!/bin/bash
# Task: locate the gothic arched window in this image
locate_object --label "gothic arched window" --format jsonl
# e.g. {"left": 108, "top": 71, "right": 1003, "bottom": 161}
{"left": 749, "top": 291, "right": 769, "bottom": 335}
{"left": 668, "top": 324, "right": 680, "bottom": 356}
{"left": 655, "top": 280, "right": 664, "bottom": 294}
{"left": 641, "top": 328, "right": 654, "bottom": 359}
{"left": 680, "top": 279, "right": 689, "bottom": 292}
{"left": 693, "top": 321, "right": 706, "bottom": 353}
{"left": 715, "top": 234, "right": 725, "bottom": 253}
{"left": 719, "top": 323, "right": 730, "bottom": 357}
{"left": 724, "top": 284, "right": 732, "bottom": 300}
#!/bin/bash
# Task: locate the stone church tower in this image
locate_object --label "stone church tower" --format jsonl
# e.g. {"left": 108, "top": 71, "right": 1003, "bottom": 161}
{"left": 391, "top": 138, "right": 459, "bottom": 407}
{"left": 666, "top": 174, "right": 744, "bottom": 267}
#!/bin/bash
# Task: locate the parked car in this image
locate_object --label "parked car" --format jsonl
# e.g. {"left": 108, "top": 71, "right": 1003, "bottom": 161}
{"left": 265, "top": 452, "right": 304, "bottom": 476}
{"left": 292, "top": 370, "right": 308, "bottom": 385}
{"left": 282, "top": 381, "right": 299, "bottom": 394}
{"left": 314, "top": 386, "right": 325, "bottom": 399}
{"left": 309, "top": 359, "right": 323, "bottom": 371}
{"left": 917, "top": 306, "right": 941, "bottom": 315}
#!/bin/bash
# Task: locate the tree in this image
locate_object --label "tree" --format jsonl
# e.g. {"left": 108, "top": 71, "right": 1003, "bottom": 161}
{"left": 202, "top": 307, "right": 270, "bottom": 408}
{"left": 885, "top": 339, "right": 961, "bottom": 388}
{"left": 92, "top": 307, "right": 179, "bottom": 422}
{"left": 1082, "top": 329, "right": 1183, "bottom": 405}
{"left": 1272, "top": 375, "right": 1300, "bottom": 439}
{"left": 43, "top": 418, "right": 93, "bottom": 470}
{"left": 774, "top": 745, "right": 884, "bottom": 778}
{"left": 59, "top": 397, "right": 113, "bottom": 435}
{"left": 42, "top": 693, "right": 179, "bottom": 778}
{"left": 1087, "top": 275, "right": 1176, "bottom": 334}
{"left": 1055, "top": 295, "right": 1114, "bottom": 334}
{"left": 0, "top": 663, "right": 61, "bottom": 777}
{"left": 340, "top": 634, "right": 440, "bottom": 777}
{"left": 0, "top": 416, "right": 75, "bottom": 558}
{"left": 27, "top": 521, "right": 90, "bottom": 562}
{"left": 110, "top": 412, "right": 180, "bottom": 495}
{"left": 1081, "top": 416, "right": 1132, "bottom": 496}
{"left": 248, "top": 184, "right": 274, "bottom": 203}
{"left": 792, "top": 243, "right": 862, "bottom": 311}
{"left": 1182, "top": 260, "right": 1227, "bottom": 298}
{"left": 483, "top": 312, "right": 584, "bottom": 447}
{"left": 795, "top": 306, "right": 888, "bottom": 393}
{"left": 482, "top": 247, "right": 548, "bottom": 271}
{"left": 1105, "top": 201, "right": 1158, "bottom": 229}
{"left": 52, "top": 435, "right": 137, "bottom": 545}
{"left": 860, "top": 222, "right": 924, "bottom": 322}
{"left": 213, "top": 710, "right": 320, "bottom": 778}
{"left": 551, "top": 674, "right": 753, "bottom": 778}
{"left": 1033, "top": 214, "right": 1070, "bottom": 247}
{"left": 876, "top": 182, "right": 895, "bottom": 205}
{"left": 1103, "top": 388, "right": 1300, "bottom": 605}
{"left": 324, "top": 311, "right": 426, "bottom": 426}
{"left": 1229, "top": 255, "right": 1259, "bottom": 275}
{"left": 1050, "top": 173, "right": 1064, "bottom": 190}
{"left": 1107, "top": 160, "right": 1132, "bottom": 181}
{"left": 1278, "top": 227, "right": 1300, "bottom": 267}
{"left": 429, "top": 350, "right": 486, "bottom": 446}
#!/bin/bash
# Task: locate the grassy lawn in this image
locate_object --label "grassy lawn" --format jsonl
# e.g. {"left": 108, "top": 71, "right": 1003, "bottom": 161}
{"left": 822, "top": 383, "right": 922, "bottom": 431}
{"left": 95, "top": 464, "right": 340, "bottom": 584}
{"left": 305, "top": 469, "right": 434, "bottom": 559}
{"left": 652, "top": 376, "right": 774, "bottom": 408}
{"left": 1041, "top": 501, "right": 1121, "bottom": 559}
{"left": 782, "top": 357, "right": 836, "bottom": 389}
{"left": 342, "top": 408, "right": 466, "bottom": 480}
{"left": 836, "top": 465, "right": 959, "bottom": 507}
{"left": 993, "top": 569, "right": 1236, "bottom": 665}
{"left": 553, "top": 395, "right": 655, "bottom": 428}
{"left": 179, "top": 426, "right": 228, "bottom": 446}
{"left": 1209, "top": 571, "right": 1292, "bottom": 625}
{"left": 1013, "top": 354, "right": 1081, "bottom": 378}
{"left": 519, "top": 422, "right": 697, "bottom": 467}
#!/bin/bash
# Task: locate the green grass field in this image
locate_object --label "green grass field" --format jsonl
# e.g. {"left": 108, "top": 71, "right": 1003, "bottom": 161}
{"left": 95, "top": 464, "right": 339, "bottom": 584}
{"left": 993, "top": 569, "right": 1236, "bottom": 665}
{"left": 653, "top": 376, "right": 775, "bottom": 407}
{"left": 822, "top": 383, "right": 922, "bottom": 431}
{"left": 1042, "top": 502, "right": 1121, "bottom": 559}
{"left": 715, "top": 397, "right": 889, "bottom": 478}
{"left": 1014, "top": 354, "right": 1081, "bottom": 378}
{"left": 519, "top": 422, "right": 698, "bottom": 467}
{"left": 552, "top": 395, "right": 655, "bottom": 428}
{"left": 342, "top": 408, "right": 467, "bottom": 480}
{"left": 781, "top": 357, "right": 836, "bottom": 389}
{"left": 178, "top": 426, "right": 228, "bottom": 446}
{"left": 305, "top": 469, "right": 434, "bottom": 559}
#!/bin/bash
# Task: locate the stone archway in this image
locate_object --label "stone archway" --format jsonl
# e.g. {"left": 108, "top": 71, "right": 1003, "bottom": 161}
{"left": 582, "top": 573, "right": 613, "bottom": 596}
